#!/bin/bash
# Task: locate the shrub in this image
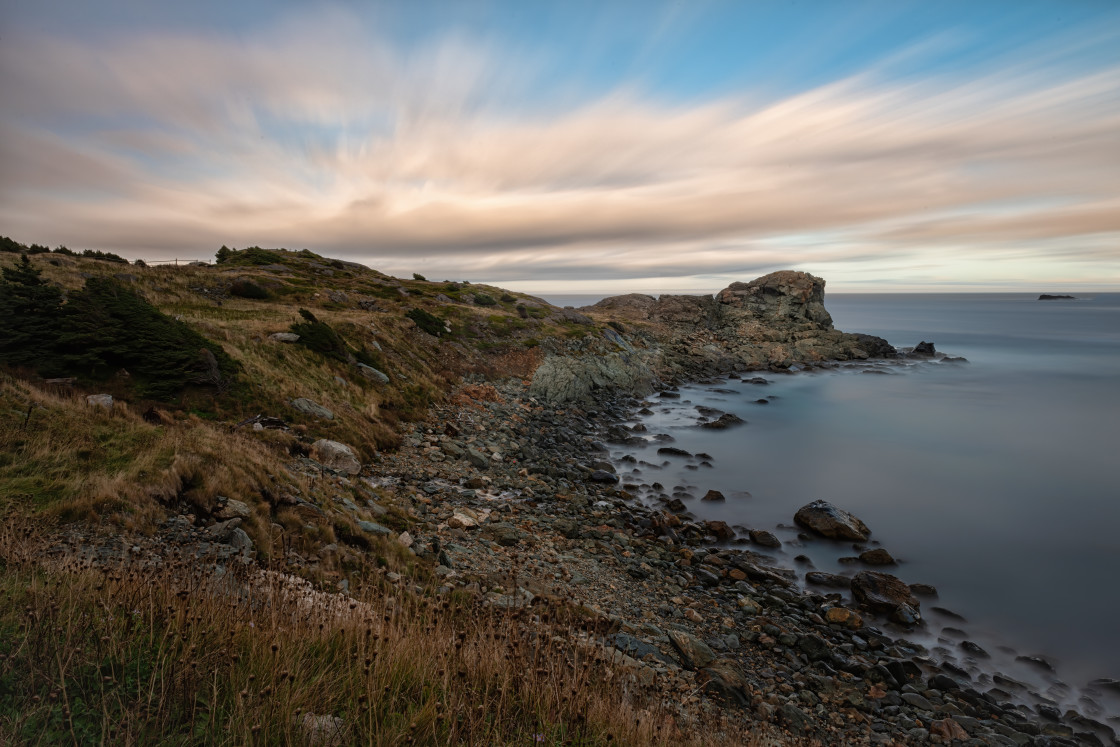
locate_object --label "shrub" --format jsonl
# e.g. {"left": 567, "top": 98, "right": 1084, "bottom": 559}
{"left": 80, "top": 249, "right": 129, "bottom": 264}
{"left": 406, "top": 308, "right": 445, "bottom": 337}
{"left": 56, "top": 277, "right": 238, "bottom": 399}
{"left": 500, "top": 293, "right": 516, "bottom": 303}
{"left": 473, "top": 293, "right": 497, "bottom": 306}
{"left": 412, "top": 273, "right": 427, "bottom": 281}
{"left": 516, "top": 304, "right": 528, "bottom": 319}
{"left": 289, "top": 309, "right": 350, "bottom": 361}
{"left": 229, "top": 278, "right": 271, "bottom": 299}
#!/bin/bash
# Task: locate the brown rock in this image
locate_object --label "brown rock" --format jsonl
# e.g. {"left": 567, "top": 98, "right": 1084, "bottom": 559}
{"left": 859, "top": 548, "right": 895, "bottom": 565}
{"left": 748, "top": 529, "right": 781, "bottom": 548}
{"left": 705, "top": 520, "right": 735, "bottom": 541}
{"left": 793, "top": 500, "right": 870, "bottom": 541}
{"left": 697, "top": 658, "right": 753, "bottom": 706}
{"left": 851, "top": 571, "right": 920, "bottom": 615}
{"left": 930, "top": 718, "right": 969, "bottom": 741}
{"left": 825, "top": 606, "right": 863, "bottom": 629}
{"left": 667, "top": 629, "right": 715, "bottom": 670}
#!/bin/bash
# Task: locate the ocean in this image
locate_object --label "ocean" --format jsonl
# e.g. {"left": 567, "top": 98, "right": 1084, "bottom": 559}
{"left": 543, "top": 291, "right": 1120, "bottom": 705}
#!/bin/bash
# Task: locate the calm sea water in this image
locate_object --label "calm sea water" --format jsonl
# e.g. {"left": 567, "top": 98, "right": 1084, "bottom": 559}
{"left": 548, "top": 292, "right": 1120, "bottom": 703}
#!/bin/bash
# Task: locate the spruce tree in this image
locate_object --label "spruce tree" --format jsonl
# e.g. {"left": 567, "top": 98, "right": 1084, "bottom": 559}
{"left": 0, "top": 255, "right": 64, "bottom": 371}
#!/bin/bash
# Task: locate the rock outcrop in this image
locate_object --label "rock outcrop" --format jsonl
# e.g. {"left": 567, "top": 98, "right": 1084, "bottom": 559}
{"left": 528, "top": 334, "right": 658, "bottom": 405}
{"left": 530, "top": 271, "right": 896, "bottom": 403}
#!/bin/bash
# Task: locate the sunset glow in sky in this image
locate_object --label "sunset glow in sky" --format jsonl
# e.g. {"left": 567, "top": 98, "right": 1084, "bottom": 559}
{"left": 2, "top": 1, "right": 1118, "bottom": 292}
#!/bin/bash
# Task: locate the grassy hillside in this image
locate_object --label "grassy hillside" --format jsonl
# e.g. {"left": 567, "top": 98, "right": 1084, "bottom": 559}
{"left": 0, "top": 246, "right": 576, "bottom": 533}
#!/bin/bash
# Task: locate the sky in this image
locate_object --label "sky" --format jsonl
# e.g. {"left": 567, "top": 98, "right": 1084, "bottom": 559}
{"left": 1, "top": 0, "right": 1118, "bottom": 293}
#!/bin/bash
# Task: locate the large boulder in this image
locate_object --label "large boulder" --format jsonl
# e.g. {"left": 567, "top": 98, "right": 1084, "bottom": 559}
{"left": 851, "top": 571, "right": 920, "bottom": 615}
{"left": 794, "top": 500, "right": 871, "bottom": 541}
{"left": 311, "top": 439, "right": 361, "bottom": 475}
{"left": 291, "top": 397, "right": 334, "bottom": 420}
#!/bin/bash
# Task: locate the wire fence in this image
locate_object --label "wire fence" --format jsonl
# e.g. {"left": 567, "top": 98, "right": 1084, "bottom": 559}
{"left": 141, "top": 258, "right": 213, "bottom": 266}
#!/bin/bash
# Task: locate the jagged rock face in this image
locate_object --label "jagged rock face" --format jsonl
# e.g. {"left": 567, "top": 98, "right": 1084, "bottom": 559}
{"left": 528, "top": 335, "right": 657, "bottom": 404}
{"left": 652, "top": 294, "right": 719, "bottom": 327}
{"left": 716, "top": 271, "right": 833, "bottom": 329}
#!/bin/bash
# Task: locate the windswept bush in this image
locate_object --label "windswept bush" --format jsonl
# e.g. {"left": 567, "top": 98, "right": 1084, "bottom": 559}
{"left": 289, "top": 309, "right": 353, "bottom": 361}
{"left": 406, "top": 307, "right": 445, "bottom": 337}
{"left": 229, "top": 278, "right": 271, "bottom": 299}
{"left": 57, "top": 277, "right": 239, "bottom": 399}
{"left": 0, "top": 258, "right": 237, "bottom": 399}
{"left": 80, "top": 249, "right": 129, "bottom": 264}
{"left": 472, "top": 292, "right": 497, "bottom": 306}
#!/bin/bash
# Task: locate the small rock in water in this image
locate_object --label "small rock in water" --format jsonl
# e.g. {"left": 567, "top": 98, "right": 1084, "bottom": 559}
{"left": 589, "top": 470, "right": 619, "bottom": 484}
{"left": 911, "top": 341, "right": 937, "bottom": 357}
{"left": 859, "top": 548, "right": 895, "bottom": 565}
{"left": 705, "top": 521, "right": 735, "bottom": 541}
{"left": 748, "top": 529, "right": 781, "bottom": 548}
{"left": 794, "top": 500, "right": 871, "bottom": 541}
{"left": 657, "top": 446, "right": 692, "bottom": 457}
{"left": 959, "top": 640, "right": 990, "bottom": 658}
{"left": 805, "top": 571, "right": 851, "bottom": 589}
{"left": 700, "top": 413, "right": 745, "bottom": 429}
{"left": 851, "top": 571, "right": 919, "bottom": 615}
{"left": 891, "top": 603, "right": 921, "bottom": 626}
{"left": 701, "top": 489, "right": 725, "bottom": 502}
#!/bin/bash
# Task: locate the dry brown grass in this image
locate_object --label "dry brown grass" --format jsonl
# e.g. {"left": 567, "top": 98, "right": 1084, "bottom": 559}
{"left": 0, "top": 513, "right": 771, "bottom": 746}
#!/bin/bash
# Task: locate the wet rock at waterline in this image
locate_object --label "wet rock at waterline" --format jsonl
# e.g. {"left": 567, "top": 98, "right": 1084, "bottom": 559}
{"left": 793, "top": 500, "right": 871, "bottom": 541}
{"left": 700, "top": 412, "right": 745, "bottom": 429}
{"left": 851, "top": 571, "right": 921, "bottom": 622}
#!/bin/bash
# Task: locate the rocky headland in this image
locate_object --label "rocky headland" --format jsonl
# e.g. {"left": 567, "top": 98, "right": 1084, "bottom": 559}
{"left": 1, "top": 247, "right": 1113, "bottom": 745}
{"left": 531, "top": 271, "right": 898, "bottom": 404}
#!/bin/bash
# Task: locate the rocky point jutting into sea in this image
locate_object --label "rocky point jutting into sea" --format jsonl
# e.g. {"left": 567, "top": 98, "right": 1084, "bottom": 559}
{"left": 529, "top": 271, "right": 898, "bottom": 404}
{"left": 4, "top": 253, "right": 1115, "bottom": 745}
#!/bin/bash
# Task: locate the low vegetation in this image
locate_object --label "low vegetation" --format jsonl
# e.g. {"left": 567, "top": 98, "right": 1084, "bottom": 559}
{"left": 0, "top": 513, "right": 719, "bottom": 746}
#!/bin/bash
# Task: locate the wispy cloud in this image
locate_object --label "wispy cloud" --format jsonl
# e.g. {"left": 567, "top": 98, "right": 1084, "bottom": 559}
{"left": 1, "top": 9, "right": 1117, "bottom": 289}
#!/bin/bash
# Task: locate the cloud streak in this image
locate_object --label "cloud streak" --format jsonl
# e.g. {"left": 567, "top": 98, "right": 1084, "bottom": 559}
{"left": 1, "top": 9, "right": 1117, "bottom": 290}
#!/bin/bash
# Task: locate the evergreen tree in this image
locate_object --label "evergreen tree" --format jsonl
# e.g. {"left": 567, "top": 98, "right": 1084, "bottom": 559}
{"left": 57, "top": 277, "right": 237, "bottom": 399}
{"left": 0, "top": 255, "right": 64, "bottom": 371}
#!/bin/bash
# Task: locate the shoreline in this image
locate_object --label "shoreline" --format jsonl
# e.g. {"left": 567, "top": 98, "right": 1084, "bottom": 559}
{"left": 600, "top": 365, "right": 1120, "bottom": 711}
{"left": 20, "top": 372, "right": 1117, "bottom": 744}
{"left": 380, "top": 375, "right": 1116, "bottom": 744}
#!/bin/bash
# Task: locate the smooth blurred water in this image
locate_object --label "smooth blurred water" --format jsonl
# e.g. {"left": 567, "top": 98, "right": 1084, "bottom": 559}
{"left": 607, "top": 293, "right": 1120, "bottom": 691}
